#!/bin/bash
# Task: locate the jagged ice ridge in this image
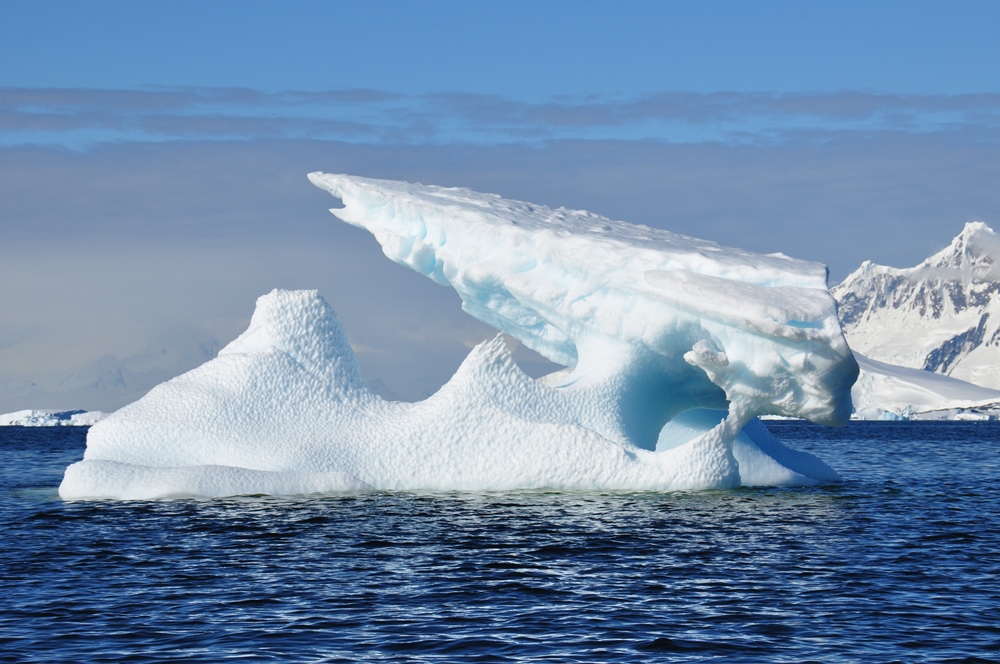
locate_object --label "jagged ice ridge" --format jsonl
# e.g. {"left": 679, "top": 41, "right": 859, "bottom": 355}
{"left": 60, "top": 175, "right": 859, "bottom": 499}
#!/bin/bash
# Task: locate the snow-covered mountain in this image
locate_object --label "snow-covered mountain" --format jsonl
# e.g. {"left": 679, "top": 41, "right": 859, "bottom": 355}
{"left": 832, "top": 221, "right": 1000, "bottom": 390}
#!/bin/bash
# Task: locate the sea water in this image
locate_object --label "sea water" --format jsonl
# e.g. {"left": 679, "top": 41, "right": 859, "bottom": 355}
{"left": 1, "top": 422, "right": 998, "bottom": 662}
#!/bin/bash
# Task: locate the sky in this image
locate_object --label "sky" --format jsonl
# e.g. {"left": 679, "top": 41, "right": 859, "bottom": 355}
{"left": 2, "top": 1, "right": 999, "bottom": 409}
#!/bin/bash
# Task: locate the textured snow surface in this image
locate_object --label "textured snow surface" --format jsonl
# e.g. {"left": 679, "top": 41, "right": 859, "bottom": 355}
{"left": 62, "top": 290, "right": 841, "bottom": 499}
{"left": 833, "top": 222, "right": 1000, "bottom": 390}
{"left": 61, "top": 174, "right": 857, "bottom": 499}
{"left": 1, "top": 410, "right": 107, "bottom": 426}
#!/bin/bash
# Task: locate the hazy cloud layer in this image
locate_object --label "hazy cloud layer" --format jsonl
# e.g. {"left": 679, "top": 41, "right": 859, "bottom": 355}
{"left": 4, "top": 88, "right": 1000, "bottom": 147}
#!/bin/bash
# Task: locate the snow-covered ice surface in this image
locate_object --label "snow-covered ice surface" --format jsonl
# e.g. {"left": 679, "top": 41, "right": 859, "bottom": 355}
{"left": 850, "top": 353, "right": 1000, "bottom": 420}
{"left": 61, "top": 175, "right": 859, "bottom": 499}
{"left": 1, "top": 410, "right": 107, "bottom": 427}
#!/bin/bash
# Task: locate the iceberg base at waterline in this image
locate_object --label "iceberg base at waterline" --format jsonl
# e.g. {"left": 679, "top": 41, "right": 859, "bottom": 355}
{"left": 61, "top": 289, "right": 840, "bottom": 500}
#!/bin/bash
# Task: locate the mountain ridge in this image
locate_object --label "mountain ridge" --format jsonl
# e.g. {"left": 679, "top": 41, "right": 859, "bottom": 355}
{"left": 832, "top": 221, "right": 1000, "bottom": 390}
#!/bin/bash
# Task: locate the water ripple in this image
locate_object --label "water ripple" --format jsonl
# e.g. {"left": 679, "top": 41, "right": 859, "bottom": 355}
{"left": 1, "top": 422, "right": 999, "bottom": 661}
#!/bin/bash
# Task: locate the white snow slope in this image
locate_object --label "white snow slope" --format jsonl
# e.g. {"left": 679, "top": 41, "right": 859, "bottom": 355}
{"left": 833, "top": 222, "right": 1000, "bottom": 390}
{"left": 851, "top": 353, "right": 1000, "bottom": 420}
{"left": 60, "top": 174, "right": 859, "bottom": 499}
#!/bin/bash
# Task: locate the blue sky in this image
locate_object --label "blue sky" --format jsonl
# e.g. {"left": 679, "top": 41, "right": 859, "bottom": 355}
{"left": 1, "top": 1, "right": 999, "bottom": 409}
{"left": 4, "top": 1, "right": 1000, "bottom": 95}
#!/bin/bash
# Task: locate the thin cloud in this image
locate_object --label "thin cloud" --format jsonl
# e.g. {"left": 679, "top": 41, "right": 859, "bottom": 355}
{"left": 135, "top": 113, "right": 379, "bottom": 140}
{"left": 3, "top": 87, "right": 1000, "bottom": 148}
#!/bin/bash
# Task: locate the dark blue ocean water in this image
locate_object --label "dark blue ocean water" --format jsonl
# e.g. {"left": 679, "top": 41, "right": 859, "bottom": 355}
{"left": 1, "top": 422, "right": 998, "bottom": 663}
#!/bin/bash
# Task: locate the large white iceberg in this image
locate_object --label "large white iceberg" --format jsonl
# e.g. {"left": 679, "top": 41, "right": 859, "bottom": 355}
{"left": 60, "top": 175, "right": 858, "bottom": 499}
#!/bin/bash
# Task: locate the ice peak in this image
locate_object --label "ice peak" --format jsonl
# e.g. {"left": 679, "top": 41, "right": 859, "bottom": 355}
{"left": 836, "top": 221, "right": 999, "bottom": 290}
{"left": 220, "top": 289, "right": 364, "bottom": 390}
{"left": 926, "top": 221, "right": 999, "bottom": 276}
{"left": 949, "top": 220, "right": 995, "bottom": 253}
{"left": 963, "top": 220, "right": 992, "bottom": 234}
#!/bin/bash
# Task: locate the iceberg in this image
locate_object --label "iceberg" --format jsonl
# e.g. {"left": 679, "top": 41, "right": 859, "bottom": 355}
{"left": 60, "top": 175, "right": 859, "bottom": 499}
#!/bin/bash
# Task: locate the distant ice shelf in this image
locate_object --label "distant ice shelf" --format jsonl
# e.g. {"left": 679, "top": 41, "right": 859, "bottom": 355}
{"left": 1, "top": 410, "right": 108, "bottom": 427}
{"left": 850, "top": 353, "right": 1000, "bottom": 421}
{"left": 60, "top": 174, "right": 859, "bottom": 499}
